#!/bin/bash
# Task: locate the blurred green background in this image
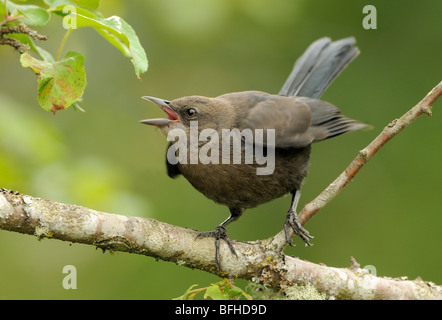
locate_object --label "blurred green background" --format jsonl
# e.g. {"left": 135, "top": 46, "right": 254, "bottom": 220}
{"left": 1, "top": 0, "right": 441, "bottom": 299}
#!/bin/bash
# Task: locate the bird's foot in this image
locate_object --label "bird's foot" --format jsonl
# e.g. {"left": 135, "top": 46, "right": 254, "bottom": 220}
{"left": 284, "top": 209, "right": 314, "bottom": 246}
{"left": 196, "top": 225, "right": 237, "bottom": 269}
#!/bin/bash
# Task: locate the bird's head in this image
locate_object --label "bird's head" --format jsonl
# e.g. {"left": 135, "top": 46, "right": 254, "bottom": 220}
{"left": 140, "top": 95, "right": 235, "bottom": 137}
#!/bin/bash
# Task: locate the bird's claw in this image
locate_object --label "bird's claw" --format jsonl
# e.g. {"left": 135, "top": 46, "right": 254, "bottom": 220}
{"left": 196, "top": 225, "right": 237, "bottom": 269}
{"left": 284, "top": 210, "right": 314, "bottom": 246}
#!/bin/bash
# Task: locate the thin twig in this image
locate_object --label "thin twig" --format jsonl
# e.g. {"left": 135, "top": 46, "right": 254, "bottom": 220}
{"left": 0, "top": 36, "right": 29, "bottom": 53}
{"left": 300, "top": 81, "right": 441, "bottom": 223}
{"left": 0, "top": 24, "right": 48, "bottom": 53}
{"left": 0, "top": 24, "right": 48, "bottom": 40}
{"left": 269, "top": 81, "right": 442, "bottom": 251}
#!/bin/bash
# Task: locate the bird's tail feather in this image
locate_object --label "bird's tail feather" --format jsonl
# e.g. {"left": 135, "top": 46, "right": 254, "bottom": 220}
{"left": 279, "top": 37, "right": 359, "bottom": 99}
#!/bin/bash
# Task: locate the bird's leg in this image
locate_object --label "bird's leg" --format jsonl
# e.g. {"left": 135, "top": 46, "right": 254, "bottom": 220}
{"left": 284, "top": 190, "right": 314, "bottom": 246}
{"left": 196, "top": 207, "right": 243, "bottom": 269}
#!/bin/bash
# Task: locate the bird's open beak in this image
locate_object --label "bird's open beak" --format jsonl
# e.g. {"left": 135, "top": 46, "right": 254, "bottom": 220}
{"left": 140, "top": 96, "right": 180, "bottom": 127}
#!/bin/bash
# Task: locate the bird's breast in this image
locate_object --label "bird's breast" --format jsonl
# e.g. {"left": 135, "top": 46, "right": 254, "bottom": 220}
{"left": 176, "top": 145, "right": 311, "bottom": 208}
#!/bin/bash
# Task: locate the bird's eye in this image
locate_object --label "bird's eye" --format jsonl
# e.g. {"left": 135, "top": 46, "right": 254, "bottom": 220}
{"left": 186, "top": 108, "right": 197, "bottom": 118}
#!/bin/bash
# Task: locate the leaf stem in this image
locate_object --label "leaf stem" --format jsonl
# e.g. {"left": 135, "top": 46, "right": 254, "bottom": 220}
{"left": 55, "top": 28, "right": 72, "bottom": 61}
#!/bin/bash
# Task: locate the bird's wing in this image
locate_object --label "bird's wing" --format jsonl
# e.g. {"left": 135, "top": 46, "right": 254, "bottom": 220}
{"left": 237, "top": 95, "right": 317, "bottom": 148}
{"left": 297, "top": 97, "right": 368, "bottom": 140}
{"left": 237, "top": 94, "right": 366, "bottom": 148}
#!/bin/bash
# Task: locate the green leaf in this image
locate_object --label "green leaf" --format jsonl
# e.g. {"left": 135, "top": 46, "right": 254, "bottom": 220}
{"left": 172, "top": 284, "right": 199, "bottom": 300}
{"left": 6, "top": 3, "right": 51, "bottom": 27}
{"left": 204, "top": 284, "right": 229, "bottom": 300}
{"left": 94, "top": 16, "right": 148, "bottom": 78}
{"left": 75, "top": 0, "right": 100, "bottom": 12}
{"left": 34, "top": 45, "right": 55, "bottom": 63}
{"left": 50, "top": 3, "right": 99, "bottom": 18}
{"left": 225, "top": 286, "right": 243, "bottom": 299}
{"left": 59, "top": 13, "right": 148, "bottom": 78}
{"left": 6, "top": 33, "right": 55, "bottom": 62}
{"left": 94, "top": 27, "right": 130, "bottom": 58}
{"left": 0, "top": 2, "right": 5, "bottom": 17}
{"left": 20, "top": 51, "right": 87, "bottom": 114}
{"left": 45, "top": 0, "right": 100, "bottom": 12}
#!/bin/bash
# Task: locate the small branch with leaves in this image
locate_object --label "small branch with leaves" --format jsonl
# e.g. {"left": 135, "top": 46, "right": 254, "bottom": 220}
{"left": 1, "top": 82, "right": 441, "bottom": 300}
{"left": 0, "top": 0, "right": 148, "bottom": 113}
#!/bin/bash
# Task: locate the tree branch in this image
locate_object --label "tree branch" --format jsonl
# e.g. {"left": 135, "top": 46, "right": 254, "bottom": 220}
{"left": 0, "top": 24, "right": 48, "bottom": 53}
{"left": 1, "top": 82, "right": 441, "bottom": 299}
{"left": 0, "top": 24, "right": 49, "bottom": 41}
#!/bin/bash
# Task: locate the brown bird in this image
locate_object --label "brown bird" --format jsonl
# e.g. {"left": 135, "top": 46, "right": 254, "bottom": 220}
{"left": 140, "top": 37, "right": 367, "bottom": 268}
